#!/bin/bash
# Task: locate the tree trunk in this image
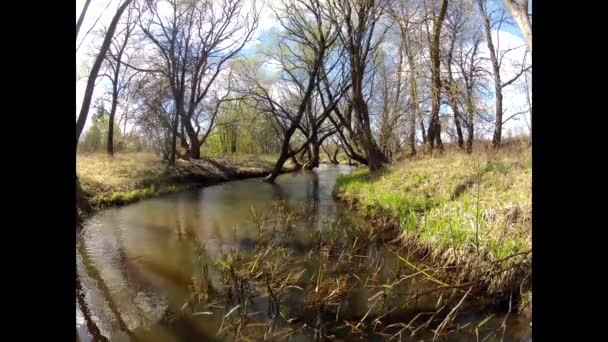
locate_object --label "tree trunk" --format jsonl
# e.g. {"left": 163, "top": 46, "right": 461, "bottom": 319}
{"left": 427, "top": 0, "right": 449, "bottom": 154}
{"left": 444, "top": 30, "right": 464, "bottom": 150}
{"left": 327, "top": 115, "right": 368, "bottom": 165}
{"left": 445, "top": 91, "right": 464, "bottom": 149}
{"left": 434, "top": 122, "right": 444, "bottom": 150}
{"left": 331, "top": 145, "right": 340, "bottom": 164}
{"left": 352, "top": 88, "right": 386, "bottom": 172}
{"left": 420, "top": 117, "right": 427, "bottom": 144}
{"left": 230, "top": 126, "right": 237, "bottom": 154}
{"left": 466, "top": 123, "right": 474, "bottom": 154}
{"left": 76, "top": 0, "right": 93, "bottom": 40}
{"left": 76, "top": 0, "right": 133, "bottom": 146}
{"left": 479, "top": 0, "right": 504, "bottom": 149}
{"left": 402, "top": 20, "right": 418, "bottom": 156}
{"left": 265, "top": 152, "right": 289, "bottom": 183}
{"left": 107, "top": 98, "right": 117, "bottom": 156}
{"left": 180, "top": 124, "right": 189, "bottom": 148}
{"left": 305, "top": 127, "right": 319, "bottom": 170}
{"left": 169, "top": 111, "right": 179, "bottom": 167}
{"left": 291, "top": 154, "right": 302, "bottom": 170}
{"left": 408, "top": 89, "right": 417, "bottom": 156}
{"left": 492, "top": 92, "right": 503, "bottom": 148}
{"left": 299, "top": 147, "right": 308, "bottom": 165}
{"left": 182, "top": 118, "right": 201, "bottom": 159}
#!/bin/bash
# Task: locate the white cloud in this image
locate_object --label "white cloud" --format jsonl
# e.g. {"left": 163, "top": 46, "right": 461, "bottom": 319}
{"left": 478, "top": 29, "right": 532, "bottom": 135}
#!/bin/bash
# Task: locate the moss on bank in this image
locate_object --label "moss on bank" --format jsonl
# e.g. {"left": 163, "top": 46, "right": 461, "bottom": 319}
{"left": 334, "top": 147, "right": 531, "bottom": 297}
{"left": 77, "top": 152, "right": 293, "bottom": 209}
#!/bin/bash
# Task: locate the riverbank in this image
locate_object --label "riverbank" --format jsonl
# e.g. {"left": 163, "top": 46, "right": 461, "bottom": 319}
{"left": 334, "top": 146, "right": 531, "bottom": 311}
{"left": 77, "top": 152, "right": 294, "bottom": 209}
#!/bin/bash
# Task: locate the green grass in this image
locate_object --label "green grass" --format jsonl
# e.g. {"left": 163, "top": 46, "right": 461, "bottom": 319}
{"left": 93, "top": 184, "right": 185, "bottom": 208}
{"left": 335, "top": 148, "right": 531, "bottom": 293}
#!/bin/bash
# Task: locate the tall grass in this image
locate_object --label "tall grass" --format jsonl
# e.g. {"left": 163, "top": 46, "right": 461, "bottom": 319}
{"left": 334, "top": 147, "right": 531, "bottom": 294}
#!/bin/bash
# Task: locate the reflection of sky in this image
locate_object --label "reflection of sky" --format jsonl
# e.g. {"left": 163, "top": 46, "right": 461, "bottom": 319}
{"left": 76, "top": 166, "right": 352, "bottom": 340}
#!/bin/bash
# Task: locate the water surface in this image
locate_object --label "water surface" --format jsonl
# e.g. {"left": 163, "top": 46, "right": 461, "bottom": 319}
{"left": 77, "top": 165, "right": 531, "bottom": 341}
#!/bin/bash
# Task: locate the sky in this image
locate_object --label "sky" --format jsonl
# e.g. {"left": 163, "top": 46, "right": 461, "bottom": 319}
{"left": 76, "top": 0, "right": 531, "bottom": 138}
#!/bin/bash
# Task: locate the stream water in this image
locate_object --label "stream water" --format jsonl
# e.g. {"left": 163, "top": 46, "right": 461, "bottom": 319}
{"left": 76, "top": 164, "right": 531, "bottom": 341}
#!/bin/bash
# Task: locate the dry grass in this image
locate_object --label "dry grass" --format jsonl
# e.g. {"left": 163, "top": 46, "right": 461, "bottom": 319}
{"left": 335, "top": 140, "right": 532, "bottom": 295}
{"left": 77, "top": 152, "right": 288, "bottom": 208}
{"left": 180, "top": 201, "right": 516, "bottom": 341}
{"left": 77, "top": 152, "right": 168, "bottom": 190}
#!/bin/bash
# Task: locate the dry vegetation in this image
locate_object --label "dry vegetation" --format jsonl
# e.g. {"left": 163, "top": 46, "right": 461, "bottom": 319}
{"left": 177, "top": 200, "right": 527, "bottom": 341}
{"left": 334, "top": 139, "right": 531, "bottom": 299}
{"left": 77, "top": 152, "right": 293, "bottom": 208}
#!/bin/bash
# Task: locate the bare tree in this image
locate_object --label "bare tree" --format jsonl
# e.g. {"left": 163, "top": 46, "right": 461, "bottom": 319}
{"left": 131, "top": 75, "right": 176, "bottom": 161}
{"left": 454, "top": 27, "right": 485, "bottom": 153}
{"left": 442, "top": 1, "right": 466, "bottom": 149}
{"left": 102, "top": 8, "right": 137, "bottom": 156}
{"left": 138, "top": 0, "right": 259, "bottom": 165}
{"left": 76, "top": 0, "right": 133, "bottom": 218}
{"left": 327, "top": 0, "right": 390, "bottom": 172}
{"left": 374, "top": 44, "right": 405, "bottom": 161}
{"left": 476, "top": 0, "right": 530, "bottom": 148}
{"left": 426, "top": 0, "right": 449, "bottom": 153}
{"left": 240, "top": 0, "right": 343, "bottom": 182}
{"left": 77, "top": 0, "right": 134, "bottom": 146}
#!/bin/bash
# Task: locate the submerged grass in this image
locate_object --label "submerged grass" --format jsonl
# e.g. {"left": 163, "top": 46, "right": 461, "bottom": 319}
{"left": 334, "top": 145, "right": 532, "bottom": 295}
{"left": 180, "top": 201, "right": 521, "bottom": 341}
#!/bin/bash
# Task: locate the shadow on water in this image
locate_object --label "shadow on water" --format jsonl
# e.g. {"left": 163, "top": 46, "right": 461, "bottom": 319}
{"left": 76, "top": 165, "right": 531, "bottom": 341}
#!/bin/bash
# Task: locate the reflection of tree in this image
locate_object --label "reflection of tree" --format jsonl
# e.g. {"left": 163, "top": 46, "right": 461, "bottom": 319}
{"left": 107, "top": 213, "right": 131, "bottom": 287}
{"left": 76, "top": 271, "right": 108, "bottom": 342}
{"left": 270, "top": 182, "right": 286, "bottom": 202}
{"left": 77, "top": 240, "right": 135, "bottom": 340}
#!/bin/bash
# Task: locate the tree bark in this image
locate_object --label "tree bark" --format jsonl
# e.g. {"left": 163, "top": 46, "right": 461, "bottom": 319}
{"left": 399, "top": 19, "right": 419, "bottom": 156}
{"left": 444, "top": 26, "right": 464, "bottom": 150}
{"left": 332, "top": 146, "right": 340, "bottom": 164}
{"left": 76, "top": 0, "right": 93, "bottom": 39}
{"left": 427, "top": 0, "right": 449, "bottom": 154}
{"left": 478, "top": 1, "right": 504, "bottom": 149}
{"left": 466, "top": 122, "right": 474, "bottom": 154}
{"left": 444, "top": 82, "right": 464, "bottom": 149}
{"left": 180, "top": 124, "right": 189, "bottom": 148}
{"left": 169, "top": 108, "right": 179, "bottom": 167}
{"left": 107, "top": 99, "right": 117, "bottom": 156}
{"left": 76, "top": 0, "right": 133, "bottom": 146}
{"left": 420, "top": 115, "right": 427, "bottom": 145}
{"left": 407, "top": 62, "right": 418, "bottom": 156}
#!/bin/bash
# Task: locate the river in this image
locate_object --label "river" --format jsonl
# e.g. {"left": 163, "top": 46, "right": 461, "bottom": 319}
{"left": 76, "top": 164, "right": 531, "bottom": 341}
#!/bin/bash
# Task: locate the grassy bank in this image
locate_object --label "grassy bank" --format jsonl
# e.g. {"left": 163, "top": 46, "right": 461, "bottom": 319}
{"left": 77, "top": 152, "right": 292, "bottom": 209}
{"left": 334, "top": 145, "right": 531, "bottom": 301}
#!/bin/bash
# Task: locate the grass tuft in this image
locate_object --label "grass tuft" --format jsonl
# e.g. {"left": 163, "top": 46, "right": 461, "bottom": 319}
{"left": 334, "top": 147, "right": 531, "bottom": 294}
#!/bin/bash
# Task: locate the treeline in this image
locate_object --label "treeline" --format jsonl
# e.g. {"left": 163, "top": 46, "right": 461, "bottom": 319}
{"left": 76, "top": 0, "right": 532, "bottom": 183}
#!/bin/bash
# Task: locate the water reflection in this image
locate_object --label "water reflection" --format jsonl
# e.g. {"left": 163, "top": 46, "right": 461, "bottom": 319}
{"left": 77, "top": 165, "right": 353, "bottom": 341}
{"left": 76, "top": 165, "right": 530, "bottom": 341}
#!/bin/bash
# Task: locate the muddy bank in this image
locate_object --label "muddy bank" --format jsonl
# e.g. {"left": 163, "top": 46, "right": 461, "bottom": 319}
{"left": 333, "top": 190, "right": 532, "bottom": 315}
